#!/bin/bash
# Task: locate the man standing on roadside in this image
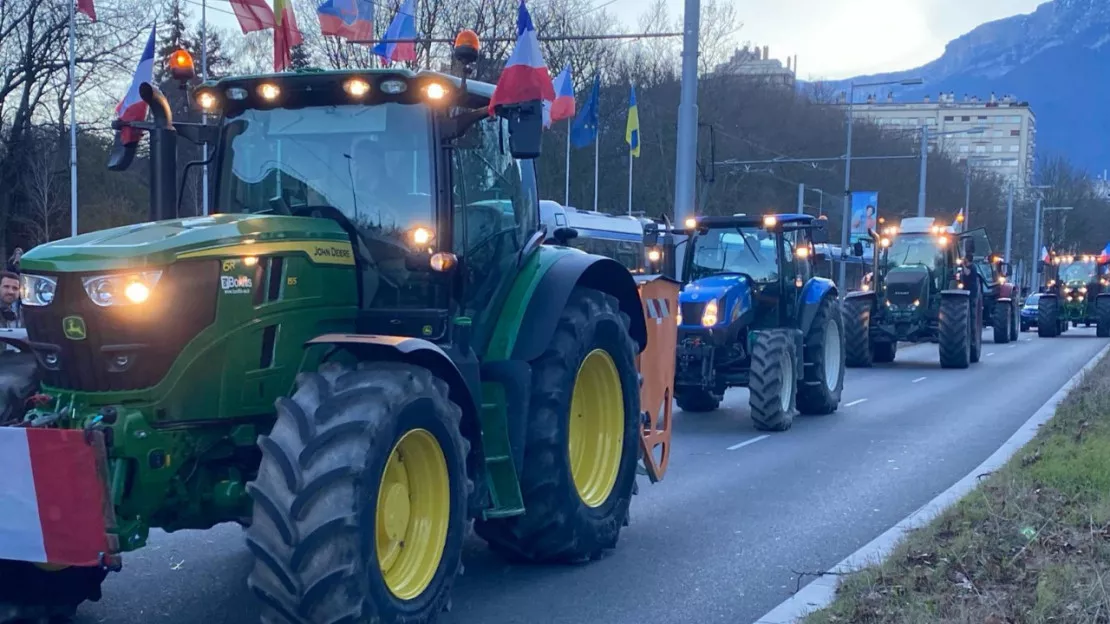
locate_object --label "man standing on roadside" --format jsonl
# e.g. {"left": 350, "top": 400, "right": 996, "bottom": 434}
{"left": 0, "top": 271, "right": 22, "bottom": 328}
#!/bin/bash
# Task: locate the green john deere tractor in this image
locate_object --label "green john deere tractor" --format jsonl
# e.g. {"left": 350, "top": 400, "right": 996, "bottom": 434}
{"left": 0, "top": 38, "right": 653, "bottom": 623}
{"left": 1036, "top": 250, "right": 1110, "bottom": 337}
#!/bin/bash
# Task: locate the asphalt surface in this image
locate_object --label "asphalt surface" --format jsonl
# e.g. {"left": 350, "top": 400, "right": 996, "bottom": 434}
{"left": 76, "top": 328, "right": 1108, "bottom": 624}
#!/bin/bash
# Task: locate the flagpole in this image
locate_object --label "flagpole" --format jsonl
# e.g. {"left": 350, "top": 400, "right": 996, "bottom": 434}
{"left": 68, "top": 0, "right": 78, "bottom": 238}
{"left": 201, "top": 0, "right": 209, "bottom": 215}
{"left": 592, "top": 134, "right": 599, "bottom": 212}
{"left": 627, "top": 148, "right": 633, "bottom": 216}
{"left": 564, "top": 121, "right": 571, "bottom": 206}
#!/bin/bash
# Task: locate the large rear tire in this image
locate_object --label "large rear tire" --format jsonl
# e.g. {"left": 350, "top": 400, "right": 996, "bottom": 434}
{"left": 676, "top": 388, "right": 720, "bottom": 413}
{"left": 0, "top": 351, "right": 39, "bottom": 425}
{"left": 1038, "top": 295, "right": 1060, "bottom": 338}
{"left": 992, "top": 301, "right": 1012, "bottom": 344}
{"left": 938, "top": 296, "right": 971, "bottom": 369}
{"left": 842, "top": 297, "right": 873, "bottom": 368}
{"left": 748, "top": 329, "right": 797, "bottom": 432}
{"left": 0, "top": 561, "right": 107, "bottom": 623}
{"left": 475, "top": 287, "right": 640, "bottom": 563}
{"left": 245, "top": 362, "right": 471, "bottom": 624}
{"left": 796, "top": 296, "right": 844, "bottom": 415}
{"left": 1096, "top": 295, "right": 1110, "bottom": 338}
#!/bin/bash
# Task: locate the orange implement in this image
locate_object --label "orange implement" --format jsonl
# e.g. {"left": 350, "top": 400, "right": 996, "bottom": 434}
{"left": 634, "top": 275, "right": 680, "bottom": 483}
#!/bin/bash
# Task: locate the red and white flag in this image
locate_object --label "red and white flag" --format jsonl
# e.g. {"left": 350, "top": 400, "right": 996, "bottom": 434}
{"left": 0, "top": 428, "right": 112, "bottom": 567}
{"left": 488, "top": 1, "right": 555, "bottom": 115}
{"left": 229, "top": 0, "right": 276, "bottom": 34}
{"left": 115, "top": 26, "right": 156, "bottom": 146}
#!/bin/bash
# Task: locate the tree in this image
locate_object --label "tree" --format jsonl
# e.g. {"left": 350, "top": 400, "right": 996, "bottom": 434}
{"left": 16, "top": 128, "right": 67, "bottom": 245}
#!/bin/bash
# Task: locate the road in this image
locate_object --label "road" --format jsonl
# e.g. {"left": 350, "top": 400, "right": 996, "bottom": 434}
{"left": 77, "top": 329, "right": 1108, "bottom": 624}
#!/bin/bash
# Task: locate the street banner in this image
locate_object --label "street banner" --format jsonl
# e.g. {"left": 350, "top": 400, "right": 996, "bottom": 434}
{"left": 850, "top": 191, "right": 879, "bottom": 244}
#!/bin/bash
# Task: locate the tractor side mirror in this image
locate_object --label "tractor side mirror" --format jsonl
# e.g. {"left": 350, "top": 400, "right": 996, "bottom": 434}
{"left": 963, "top": 237, "right": 976, "bottom": 257}
{"left": 852, "top": 241, "right": 864, "bottom": 257}
{"left": 810, "top": 224, "right": 829, "bottom": 244}
{"left": 500, "top": 100, "right": 544, "bottom": 160}
{"left": 998, "top": 261, "right": 1011, "bottom": 277}
{"left": 643, "top": 226, "right": 660, "bottom": 247}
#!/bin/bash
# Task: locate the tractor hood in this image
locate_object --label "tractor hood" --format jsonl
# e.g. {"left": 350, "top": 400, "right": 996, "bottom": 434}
{"left": 680, "top": 274, "right": 753, "bottom": 326}
{"left": 20, "top": 213, "right": 352, "bottom": 273}
{"left": 884, "top": 265, "right": 930, "bottom": 305}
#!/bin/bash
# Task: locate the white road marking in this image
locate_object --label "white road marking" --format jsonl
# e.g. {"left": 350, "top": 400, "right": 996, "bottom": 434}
{"left": 912, "top": 376, "right": 927, "bottom": 383}
{"left": 727, "top": 435, "right": 770, "bottom": 451}
{"left": 987, "top": 352, "right": 995, "bottom": 357}
{"left": 844, "top": 398, "right": 868, "bottom": 407}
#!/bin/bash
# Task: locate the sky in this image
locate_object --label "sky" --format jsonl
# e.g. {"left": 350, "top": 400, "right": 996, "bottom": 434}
{"left": 607, "top": 0, "right": 1047, "bottom": 80}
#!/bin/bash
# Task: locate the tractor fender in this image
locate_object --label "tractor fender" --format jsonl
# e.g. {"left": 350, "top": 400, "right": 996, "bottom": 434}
{"left": 511, "top": 252, "right": 649, "bottom": 363}
{"left": 997, "top": 297, "right": 1013, "bottom": 305}
{"left": 1097, "top": 293, "right": 1110, "bottom": 301}
{"left": 940, "top": 289, "right": 971, "bottom": 298}
{"left": 798, "top": 278, "right": 839, "bottom": 337}
{"left": 844, "top": 289, "right": 876, "bottom": 302}
{"left": 304, "top": 333, "right": 481, "bottom": 446}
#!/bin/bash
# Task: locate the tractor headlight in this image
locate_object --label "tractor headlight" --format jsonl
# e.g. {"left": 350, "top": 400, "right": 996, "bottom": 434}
{"left": 82, "top": 271, "right": 163, "bottom": 307}
{"left": 1080, "top": 286, "right": 1088, "bottom": 294}
{"left": 19, "top": 274, "right": 57, "bottom": 307}
{"left": 701, "top": 299, "right": 719, "bottom": 327}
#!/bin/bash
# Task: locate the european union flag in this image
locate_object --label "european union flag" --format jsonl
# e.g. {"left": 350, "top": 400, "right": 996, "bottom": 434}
{"left": 570, "top": 75, "right": 600, "bottom": 149}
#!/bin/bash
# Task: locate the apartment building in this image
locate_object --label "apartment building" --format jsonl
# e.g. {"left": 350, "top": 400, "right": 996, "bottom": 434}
{"left": 843, "top": 92, "right": 1036, "bottom": 189}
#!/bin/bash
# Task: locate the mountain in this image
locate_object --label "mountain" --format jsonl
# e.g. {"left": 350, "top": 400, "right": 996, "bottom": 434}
{"left": 827, "top": 0, "right": 1110, "bottom": 174}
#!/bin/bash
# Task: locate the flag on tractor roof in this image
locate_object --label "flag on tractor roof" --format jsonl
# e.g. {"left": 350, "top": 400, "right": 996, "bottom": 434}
{"left": 76, "top": 0, "right": 96, "bottom": 20}
{"left": 488, "top": 0, "right": 555, "bottom": 115}
{"left": 273, "top": 0, "right": 304, "bottom": 71}
{"left": 229, "top": 0, "right": 276, "bottom": 33}
{"left": 373, "top": 0, "right": 417, "bottom": 63}
{"left": 115, "top": 25, "right": 156, "bottom": 146}
{"left": 317, "top": 0, "right": 374, "bottom": 42}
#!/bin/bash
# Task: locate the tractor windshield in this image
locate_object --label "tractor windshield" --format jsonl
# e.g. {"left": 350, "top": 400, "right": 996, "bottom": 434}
{"left": 885, "top": 234, "right": 945, "bottom": 271}
{"left": 218, "top": 103, "right": 433, "bottom": 232}
{"left": 1059, "top": 261, "right": 1096, "bottom": 285}
{"left": 688, "top": 227, "right": 780, "bottom": 283}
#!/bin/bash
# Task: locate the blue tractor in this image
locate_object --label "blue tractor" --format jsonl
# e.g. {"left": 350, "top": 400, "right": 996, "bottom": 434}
{"left": 674, "top": 214, "right": 845, "bottom": 431}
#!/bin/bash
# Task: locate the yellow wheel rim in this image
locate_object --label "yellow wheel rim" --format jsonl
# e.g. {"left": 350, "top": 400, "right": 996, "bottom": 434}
{"left": 375, "top": 428, "right": 450, "bottom": 601}
{"left": 568, "top": 349, "right": 625, "bottom": 508}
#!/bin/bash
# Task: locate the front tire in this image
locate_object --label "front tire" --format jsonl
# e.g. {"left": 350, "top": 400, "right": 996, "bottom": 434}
{"left": 1096, "top": 295, "right": 1110, "bottom": 338}
{"left": 969, "top": 295, "right": 984, "bottom": 363}
{"left": 0, "top": 561, "right": 107, "bottom": 623}
{"left": 475, "top": 286, "right": 640, "bottom": 563}
{"left": 938, "top": 296, "right": 971, "bottom": 369}
{"left": 1010, "top": 302, "right": 1020, "bottom": 341}
{"left": 843, "top": 297, "right": 873, "bottom": 368}
{"left": 748, "top": 329, "right": 797, "bottom": 431}
{"left": 245, "top": 362, "right": 471, "bottom": 624}
{"left": 676, "top": 388, "right": 720, "bottom": 413}
{"left": 1038, "top": 296, "right": 1060, "bottom": 338}
{"left": 992, "top": 301, "right": 1012, "bottom": 344}
{"left": 797, "top": 296, "right": 844, "bottom": 415}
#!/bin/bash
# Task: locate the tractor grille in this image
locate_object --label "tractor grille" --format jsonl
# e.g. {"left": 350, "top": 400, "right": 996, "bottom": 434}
{"left": 22, "top": 261, "right": 220, "bottom": 392}
{"left": 680, "top": 301, "right": 706, "bottom": 323}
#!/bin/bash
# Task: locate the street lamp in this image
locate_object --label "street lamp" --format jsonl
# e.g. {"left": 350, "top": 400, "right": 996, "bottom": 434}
{"left": 1033, "top": 205, "right": 1073, "bottom": 289}
{"left": 840, "top": 76, "right": 924, "bottom": 295}
{"left": 1008, "top": 183, "right": 1051, "bottom": 267}
{"left": 917, "top": 126, "right": 987, "bottom": 217}
{"left": 962, "top": 155, "right": 1017, "bottom": 230}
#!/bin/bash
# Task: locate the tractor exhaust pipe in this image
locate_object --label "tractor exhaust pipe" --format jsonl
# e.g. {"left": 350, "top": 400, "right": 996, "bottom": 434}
{"left": 140, "top": 82, "right": 177, "bottom": 223}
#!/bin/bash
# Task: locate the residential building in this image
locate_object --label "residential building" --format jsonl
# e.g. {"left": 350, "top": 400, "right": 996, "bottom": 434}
{"left": 841, "top": 92, "right": 1036, "bottom": 190}
{"left": 715, "top": 45, "right": 796, "bottom": 90}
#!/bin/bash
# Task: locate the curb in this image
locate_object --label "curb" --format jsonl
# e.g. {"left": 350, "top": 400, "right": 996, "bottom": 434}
{"left": 753, "top": 341, "right": 1110, "bottom": 624}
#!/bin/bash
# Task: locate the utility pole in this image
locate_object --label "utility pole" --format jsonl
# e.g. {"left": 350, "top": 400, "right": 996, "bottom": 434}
{"left": 1004, "top": 183, "right": 1013, "bottom": 263}
{"left": 797, "top": 182, "right": 805, "bottom": 214}
{"left": 672, "top": 0, "right": 700, "bottom": 227}
{"left": 917, "top": 125, "right": 928, "bottom": 217}
{"left": 1032, "top": 196, "right": 1042, "bottom": 288}
{"left": 201, "top": 0, "right": 209, "bottom": 215}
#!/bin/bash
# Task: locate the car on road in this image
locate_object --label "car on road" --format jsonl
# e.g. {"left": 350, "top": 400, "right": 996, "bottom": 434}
{"left": 1021, "top": 293, "right": 1041, "bottom": 332}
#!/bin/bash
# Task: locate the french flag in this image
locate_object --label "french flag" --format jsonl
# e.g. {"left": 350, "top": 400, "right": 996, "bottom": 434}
{"left": 1042, "top": 246, "right": 1051, "bottom": 263}
{"left": 1099, "top": 242, "right": 1110, "bottom": 264}
{"left": 115, "top": 25, "right": 156, "bottom": 146}
{"left": 373, "top": 0, "right": 417, "bottom": 64}
{"left": 546, "top": 64, "right": 575, "bottom": 126}
{"left": 318, "top": 0, "right": 374, "bottom": 42}
{"left": 488, "top": 1, "right": 555, "bottom": 115}
{"left": 0, "top": 428, "right": 113, "bottom": 567}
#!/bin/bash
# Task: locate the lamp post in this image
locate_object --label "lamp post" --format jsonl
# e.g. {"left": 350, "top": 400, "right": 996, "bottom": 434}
{"left": 917, "top": 126, "right": 986, "bottom": 217}
{"left": 1034, "top": 205, "right": 1074, "bottom": 288}
{"left": 961, "top": 155, "right": 1017, "bottom": 230}
{"left": 1008, "top": 183, "right": 1051, "bottom": 267}
{"left": 839, "top": 76, "right": 923, "bottom": 295}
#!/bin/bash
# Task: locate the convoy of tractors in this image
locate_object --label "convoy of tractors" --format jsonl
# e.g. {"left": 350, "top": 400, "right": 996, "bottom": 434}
{"left": 0, "top": 25, "right": 1107, "bottom": 624}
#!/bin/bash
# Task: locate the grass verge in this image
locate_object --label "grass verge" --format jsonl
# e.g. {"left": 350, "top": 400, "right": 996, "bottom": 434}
{"left": 802, "top": 349, "right": 1110, "bottom": 624}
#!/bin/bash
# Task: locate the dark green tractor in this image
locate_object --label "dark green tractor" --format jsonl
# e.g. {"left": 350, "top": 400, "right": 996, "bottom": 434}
{"left": 0, "top": 39, "right": 654, "bottom": 623}
{"left": 1037, "top": 251, "right": 1110, "bottom": 337}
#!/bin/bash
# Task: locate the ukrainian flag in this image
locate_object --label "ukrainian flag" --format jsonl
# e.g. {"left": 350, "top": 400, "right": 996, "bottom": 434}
{"left": 625, "top": 84, "right": 641, "bottom": 158}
